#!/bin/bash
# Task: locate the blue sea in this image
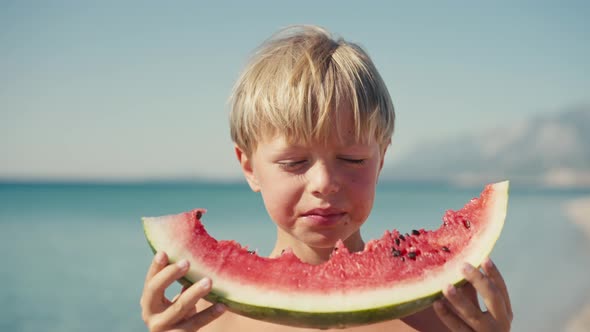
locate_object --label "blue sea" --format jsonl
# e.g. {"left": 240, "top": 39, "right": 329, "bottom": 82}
{"left": 1, "top": 181, "right": 589, "bottom": 332}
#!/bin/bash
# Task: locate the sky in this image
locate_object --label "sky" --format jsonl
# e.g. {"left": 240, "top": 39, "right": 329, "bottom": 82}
{"left": 1, "top": 1, "right": 589, "bottom": 181}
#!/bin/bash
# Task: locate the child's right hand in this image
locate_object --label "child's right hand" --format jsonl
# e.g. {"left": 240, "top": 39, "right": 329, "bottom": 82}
{"left": 140, "top": 251, "right": 226, "bottom": 331}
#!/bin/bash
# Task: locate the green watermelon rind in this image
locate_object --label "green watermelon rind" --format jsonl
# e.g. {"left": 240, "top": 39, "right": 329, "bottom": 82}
{"left": 195, "top": 278, "right": 466, "bottom": 329}
{"left": 143, "top": 227, "right": 469, "bottom": 329}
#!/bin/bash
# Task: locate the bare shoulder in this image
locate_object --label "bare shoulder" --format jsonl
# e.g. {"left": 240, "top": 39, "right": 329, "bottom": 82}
{"left": 195, "top": 300, "right": 231, "bottom": 332}
{"left": 342, "top": 308, "right": 450, "bottom": 332}
{"left": 401, "top": 307, "right": 450, "bottom": 332}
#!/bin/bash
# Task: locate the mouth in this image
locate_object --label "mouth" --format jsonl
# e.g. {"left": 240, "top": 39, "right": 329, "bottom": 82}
{"left": 301, "top": 208, "right": 346, "bottom": 226}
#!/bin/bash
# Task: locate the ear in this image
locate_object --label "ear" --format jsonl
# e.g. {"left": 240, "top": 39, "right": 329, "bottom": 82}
{"left": 235, "top": 145, "right": 261, "bottom": 192}
{"left": 378, "top": 143, "right": 390, "bottom": 173}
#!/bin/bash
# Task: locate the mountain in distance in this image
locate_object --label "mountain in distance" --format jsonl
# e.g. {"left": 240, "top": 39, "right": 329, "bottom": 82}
{"left": 383, "top": 106, "right": 590, "bottom": 188}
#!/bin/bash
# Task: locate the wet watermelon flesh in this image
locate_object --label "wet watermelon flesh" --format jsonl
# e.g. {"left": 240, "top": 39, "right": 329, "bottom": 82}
{"left": 143, "top": 181, "right": 508, "bottom": 317}
{"left": 185, "top": 208, "right": 476, "bottom": 293}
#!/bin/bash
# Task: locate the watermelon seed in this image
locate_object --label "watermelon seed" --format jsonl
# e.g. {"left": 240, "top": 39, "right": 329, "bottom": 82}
{"left": 247, "top": 250, "right": 256, "bottom": 254}
{"left": 395, "top": 238, "right": 400, "bottom": 246}
{"left": 399, "top": 234, "right": 406, "bottom": 241}
{"left": 196, "top": 211, "right": 202, "bottom": 219}
{"left": 442, "top": 246, "right": 450, "bottom": 253}
{"left": 392, "top": 249, "right": 401, "bottom": 257}
{"left": 464, "top": 219, "right": 471, "bottom": 228}
{"left": 407, "top": 252, "right": 417, "bottom": 259}
{"left": 401, "top": 257, "right": 405, "bottom": 262}
{"left": 412, "top": 229, "right": 420, "bottom": 236}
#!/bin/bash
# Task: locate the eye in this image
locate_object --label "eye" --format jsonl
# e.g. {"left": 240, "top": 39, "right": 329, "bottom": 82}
{"left": 278, "top": 160, "right": 307, "bottom": 171}
{"left": 340, "top": 158, "right": 366, "bottom": 165}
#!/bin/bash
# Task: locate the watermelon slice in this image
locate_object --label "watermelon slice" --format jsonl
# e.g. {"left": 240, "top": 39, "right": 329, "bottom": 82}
{"left": 142, "top": 180, "right": 509, "bottom": 329}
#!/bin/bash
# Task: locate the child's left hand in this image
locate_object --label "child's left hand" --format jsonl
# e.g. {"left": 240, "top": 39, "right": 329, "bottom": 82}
{"left": 433, "top": 257, "right": 513, "bottom": 331}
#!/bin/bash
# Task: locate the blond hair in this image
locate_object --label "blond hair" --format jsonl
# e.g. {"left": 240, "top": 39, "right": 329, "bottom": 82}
{"left": 230, "top": 25, "right": 395, "bottom": 155}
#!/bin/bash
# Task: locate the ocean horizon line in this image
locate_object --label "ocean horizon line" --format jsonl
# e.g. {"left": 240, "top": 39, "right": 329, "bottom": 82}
{"left": 2, "top": 177, "right": 589, "bottom": 194}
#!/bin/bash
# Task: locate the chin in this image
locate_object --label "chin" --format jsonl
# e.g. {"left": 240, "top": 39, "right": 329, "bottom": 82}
{"left": 301, "top": 232, "right": 351, "bottom": 249}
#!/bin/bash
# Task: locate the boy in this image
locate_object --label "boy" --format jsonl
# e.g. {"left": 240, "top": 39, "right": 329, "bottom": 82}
{"left": 140, "top": 25, "right": 513, "bottom": 331}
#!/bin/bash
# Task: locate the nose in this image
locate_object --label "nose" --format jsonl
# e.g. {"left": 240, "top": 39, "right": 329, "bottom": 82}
{"left": 307, "top": 161, "right": 340, "bottom": 196}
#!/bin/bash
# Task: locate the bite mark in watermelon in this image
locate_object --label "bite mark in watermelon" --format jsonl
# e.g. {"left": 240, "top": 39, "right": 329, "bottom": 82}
{"left": 142, "top": 181, "right": 509, "bottom": 329}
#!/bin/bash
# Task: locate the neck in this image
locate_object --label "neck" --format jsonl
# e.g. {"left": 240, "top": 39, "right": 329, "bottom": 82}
{"left": 269, "top": 231, "right": 365, "bottom": 265}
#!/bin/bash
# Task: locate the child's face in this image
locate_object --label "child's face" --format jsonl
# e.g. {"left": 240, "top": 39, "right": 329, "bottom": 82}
{"left": 237, "top": 116, "right": 387, "bottom": 251}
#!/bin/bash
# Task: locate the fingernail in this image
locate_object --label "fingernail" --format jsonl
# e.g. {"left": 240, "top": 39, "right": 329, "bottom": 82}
{"left": 433, "top": 300, "right": 445, "bottom": 311}
{"left": 177, "top": 259, "right": 189, "bottom": 270}
{"left": 445, "top": 284, "right": 456, "bottom": 296}
{"left": 462, "top": 263, "right": 475, "bottom": 274}
{"left": 214, "top": 303, "right": 226, "bottom": 313}
{"left": 155, "top": 252, "right": 165, "bottom": 264}
{"left": 483, "top": 257, "right": 494, "bottom": 269}
{"left": 197, "top": 277, "right": 211, "bottom": 289}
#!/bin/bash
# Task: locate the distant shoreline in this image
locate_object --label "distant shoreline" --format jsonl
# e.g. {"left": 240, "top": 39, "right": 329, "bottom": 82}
{"left": 564, "top": 197, "right": 590, "bottom": 332}
{"left": 0, "top": 178, "right": 249, "bottom": 187}
{"left": 2, "top": 178, "right": 590, "bottom": 192}
{"left": 565, "top": 197, "right": 590, "bottom": 240}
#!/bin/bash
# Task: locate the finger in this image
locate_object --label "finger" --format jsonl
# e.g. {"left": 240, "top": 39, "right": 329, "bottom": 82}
{"left": 178, "top": 302, "right": 226, "bottom": 330}
{"left": 171, "top": 285, "right": 190, "bottom": 303}
{"left": 157, "top": 277, "right": 213, "bottom": 326}
{"left": 462, "top": 263, "right": 508, "bottom": 324}
{"left": 433, "top": 300, "right": 473, "bottom": 332}
{"left": 482, "top": 258, "right": 513, "bottom": 321}
{"left": 460, "top": 282, "right": 481, "bottom": 308}
{"left": 141, "top": 252, "right": 169, "bottom": 315}
{"left": 443, "top": 283, "right": 486, "bottom": 331}
{"left": 145, "top": 251, "right": 168, "bottom": 284}
{"left": 143, "top": 259, "right": 190, "bottom": 312}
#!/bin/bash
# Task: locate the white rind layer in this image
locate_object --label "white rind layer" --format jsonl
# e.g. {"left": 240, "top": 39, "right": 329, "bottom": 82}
{"left": 143, "top": 181, "right": 509, "bottom": 313}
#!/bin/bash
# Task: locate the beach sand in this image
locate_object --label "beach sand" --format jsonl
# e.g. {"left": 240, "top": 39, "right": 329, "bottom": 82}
{"left": 564, "top": 197, "right": 590, "bottom": 332}
{"left": 566, "top": 197, "right": 590, "bottom": 239}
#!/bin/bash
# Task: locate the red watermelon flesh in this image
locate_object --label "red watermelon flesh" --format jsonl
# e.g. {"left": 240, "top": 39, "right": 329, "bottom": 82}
{"left": 142, "top": 181, "right": 509, "bottom": 328}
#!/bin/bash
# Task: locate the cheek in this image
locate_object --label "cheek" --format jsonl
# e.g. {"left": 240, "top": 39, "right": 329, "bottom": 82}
{"left": 350, "top": 186, "right": 375, "bottom": 223}
{"left": 258, "top": 175, "right": 302, "bottom": 226}
{"left": 346, "top": 168, "right": 379, "bottom": 222}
